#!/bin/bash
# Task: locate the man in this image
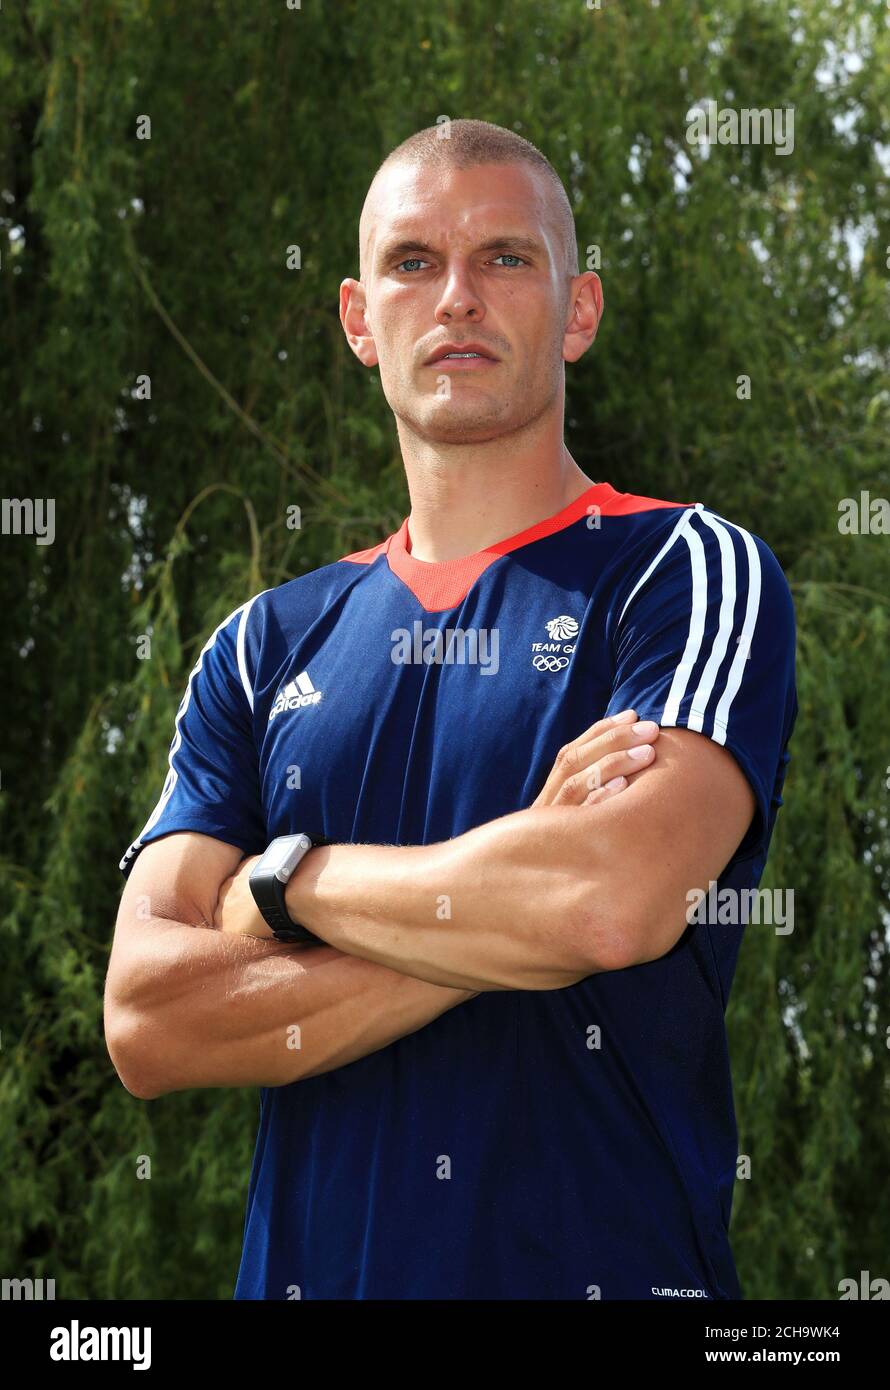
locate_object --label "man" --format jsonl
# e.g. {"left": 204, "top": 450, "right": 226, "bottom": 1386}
{"left": 105, "top": 119, "right": 798, "bottom": 1300}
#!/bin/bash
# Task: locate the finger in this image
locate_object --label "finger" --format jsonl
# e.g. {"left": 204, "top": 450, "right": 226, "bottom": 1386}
{"left": 541, "top": 720, "right": 660, "bottom": 807}
{"left": 570, "top": 718, "right": 660, "bottom": 772}
{"left": 548, "top": 741, "right": 659, "bottom": 806}
{"left": 583, "top": 776, "right": 627, "bottom": 805}
{"left": 533, "top": 709, "right": 640, "bottom": 805}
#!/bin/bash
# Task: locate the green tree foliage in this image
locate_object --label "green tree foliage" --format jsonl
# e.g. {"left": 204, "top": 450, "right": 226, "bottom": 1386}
{"left": 0, "top": 0, "right": 887, "bottom": 1298}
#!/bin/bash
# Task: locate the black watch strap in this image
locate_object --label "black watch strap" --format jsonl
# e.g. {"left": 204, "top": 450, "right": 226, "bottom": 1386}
{"left": 252, "top": 834, "right": 331, "bottom": 944}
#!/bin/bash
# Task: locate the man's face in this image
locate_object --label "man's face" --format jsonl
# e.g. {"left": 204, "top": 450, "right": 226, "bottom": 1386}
{"left": 342, "top": 160, "right": 599, "bottom": 446}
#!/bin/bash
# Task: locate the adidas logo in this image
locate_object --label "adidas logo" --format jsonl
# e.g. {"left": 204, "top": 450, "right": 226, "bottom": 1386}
{"left": 269, "top": 669, "right": 322, "bottom": 721}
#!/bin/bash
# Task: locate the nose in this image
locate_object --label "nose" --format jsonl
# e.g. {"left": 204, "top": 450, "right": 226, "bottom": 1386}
{"left": 434, "top": 259, "right": 485, "bottom": 324}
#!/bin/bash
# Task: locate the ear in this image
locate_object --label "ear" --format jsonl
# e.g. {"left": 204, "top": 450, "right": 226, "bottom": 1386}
{"left": 340, "top": 278, "right": 379, "bottom": 367}
{"left": 563, "top": 271, "right": 603, "bottom": 364}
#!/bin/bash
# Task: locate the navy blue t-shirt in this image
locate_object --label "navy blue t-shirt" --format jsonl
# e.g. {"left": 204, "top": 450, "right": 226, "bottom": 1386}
{"left": 120, "top": 480, "right": 798, "bottom": 1300}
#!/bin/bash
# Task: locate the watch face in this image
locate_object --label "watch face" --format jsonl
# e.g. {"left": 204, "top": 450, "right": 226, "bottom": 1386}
{"left": 260, "top": 834, "right": 312, "bottom": 882}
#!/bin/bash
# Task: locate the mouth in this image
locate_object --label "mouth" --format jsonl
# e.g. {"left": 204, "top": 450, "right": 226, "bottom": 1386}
{"left": 424, "top": 346, "right": 500, "bottom": 371}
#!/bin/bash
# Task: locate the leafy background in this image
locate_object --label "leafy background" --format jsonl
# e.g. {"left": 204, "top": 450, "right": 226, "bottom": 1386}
{"left": 0, "top": 0, "right": 887, "bottom": 1299}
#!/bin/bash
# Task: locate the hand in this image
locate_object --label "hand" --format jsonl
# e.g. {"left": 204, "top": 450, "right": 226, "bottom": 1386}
{"left": 532, "top": 709, "right": 660, "bottom": 808}
{"left": 213, "top": 855, "right": 274, "bottom": 938}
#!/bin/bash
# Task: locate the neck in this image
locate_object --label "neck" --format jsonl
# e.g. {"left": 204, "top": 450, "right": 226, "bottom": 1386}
{"left": 396, "top": 413, "right": 596, "bottom": 563}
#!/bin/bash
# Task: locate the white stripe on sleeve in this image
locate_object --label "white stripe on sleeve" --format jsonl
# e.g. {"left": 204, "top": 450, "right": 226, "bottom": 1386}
{"left": 119, "top": 597, "right": 259, "bottom": 873}
{"left": 617, "top": 506, "right": 761, "bottom": 747}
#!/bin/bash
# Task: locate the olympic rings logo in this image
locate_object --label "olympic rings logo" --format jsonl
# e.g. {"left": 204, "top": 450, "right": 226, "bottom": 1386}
{"left": 533, "top": 655, "right": 570, "bottom": 672}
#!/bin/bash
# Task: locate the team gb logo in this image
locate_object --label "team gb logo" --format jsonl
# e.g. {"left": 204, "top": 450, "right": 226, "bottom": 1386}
{"left": 545, "top": 616, "right": 579, "bottom": 641}
{"left": 532, "top": 615, "right": 580, "bottom": 673}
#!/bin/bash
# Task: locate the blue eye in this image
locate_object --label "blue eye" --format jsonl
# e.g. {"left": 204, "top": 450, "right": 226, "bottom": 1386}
{"left": 397, "top": 259, "right": 428, "bottom": 273}
{"left": 493, "top": 254, "right": 525, "bottom": 267}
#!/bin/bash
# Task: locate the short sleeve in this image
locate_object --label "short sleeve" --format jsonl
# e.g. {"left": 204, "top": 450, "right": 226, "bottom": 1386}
{"left": 119, "top": 597, "right": 268, "bottom": 877}
{"left": 605, "top": 505, "right": 798, "bottom": 865}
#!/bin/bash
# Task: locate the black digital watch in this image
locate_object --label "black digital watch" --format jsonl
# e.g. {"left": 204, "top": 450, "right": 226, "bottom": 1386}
{"left": 248, "top": 833, "right": 331, "bottom": 943}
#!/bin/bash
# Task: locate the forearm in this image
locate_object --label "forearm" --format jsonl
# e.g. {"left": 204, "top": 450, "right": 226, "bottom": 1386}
{"left": 287, "top": 803, "right": 622, "bottom": 992}
{"left": 105, "top": 919, "right": 473, "bottom": 1096}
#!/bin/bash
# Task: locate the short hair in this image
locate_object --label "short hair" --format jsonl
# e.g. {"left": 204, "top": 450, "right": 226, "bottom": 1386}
{"left": 364, "top": 118, "right": 579, "bottom": 279}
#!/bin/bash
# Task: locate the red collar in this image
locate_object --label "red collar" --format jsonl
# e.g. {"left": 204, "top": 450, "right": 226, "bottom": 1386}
{"left": 340, "top": 481, "right": 692, "bottom": 612}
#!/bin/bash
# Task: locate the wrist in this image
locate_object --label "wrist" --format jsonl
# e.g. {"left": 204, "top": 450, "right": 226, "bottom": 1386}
{"left": 284, "top": 839, "right": 439, "bottom": 956}
{"left": 284, "top": 842, "right": 333, "bottom": 935}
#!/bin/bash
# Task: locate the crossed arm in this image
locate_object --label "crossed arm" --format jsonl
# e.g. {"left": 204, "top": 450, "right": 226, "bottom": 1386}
{"left": 105, "top": 719, "right": 755, "bottom": 1098}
